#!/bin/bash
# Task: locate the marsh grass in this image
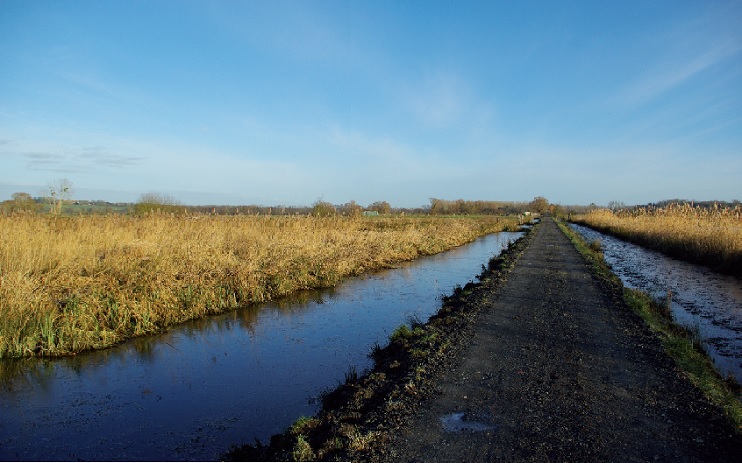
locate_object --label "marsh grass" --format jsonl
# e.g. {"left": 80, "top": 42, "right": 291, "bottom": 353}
{"left": 573, "top": 203, "right": 742, "bottom": 275}
{"left": 557, "top": 220, "right": 742, "bottom": 431}
{"left": 0, "top": 213, "right": 516, "bottom": 358}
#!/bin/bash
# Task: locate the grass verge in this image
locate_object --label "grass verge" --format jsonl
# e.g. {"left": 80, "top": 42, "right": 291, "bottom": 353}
{"left": 556, "top": 219, "right": 742, "bottom": 432}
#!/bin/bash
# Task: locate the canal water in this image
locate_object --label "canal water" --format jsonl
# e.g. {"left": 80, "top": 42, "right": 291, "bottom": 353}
{"left": 0, "top": 231, "right": 522, "bottom": 461}
{"left": 569, "top": 223, "right": 742, "bottom": 383}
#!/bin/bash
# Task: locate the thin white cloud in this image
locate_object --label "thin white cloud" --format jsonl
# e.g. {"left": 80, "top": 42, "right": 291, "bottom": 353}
{"left": 617, "top": 41, "right": 741, "bottom": 108}
{"left": 1, "top": 139, "right": 146, "bottom": 174}
{"left": 612, "top": 2, "right": 742, "bottom": 110}
{"left": 77, "top": 146, "right": 145, "bottom": 168}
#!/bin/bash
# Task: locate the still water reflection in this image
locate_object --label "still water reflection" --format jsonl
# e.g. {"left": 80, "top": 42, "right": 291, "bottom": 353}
{"left": 0, "top": 232, "right": 521, "bottom": 461}
{"left": 569, "top": 223, "right": 741, "bottom": 383}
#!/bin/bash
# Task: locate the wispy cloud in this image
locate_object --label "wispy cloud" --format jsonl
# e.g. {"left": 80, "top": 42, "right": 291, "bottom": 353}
{"left": 77, "top": 146, "right": 145, "bottom": 168}
{"left": 613, "top": 2, "right": 742, "bottom": 110}
{"left": 20, "top": 152, "right": 77, "bottom": 173}
{"left": 18, "top": 146, "right": 144, "bottom": 173}
{"left": 617, "top": 41, "right": 741, "bottom": 108}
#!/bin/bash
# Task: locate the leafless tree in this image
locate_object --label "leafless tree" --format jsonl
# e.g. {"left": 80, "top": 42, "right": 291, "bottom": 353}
{"left": 46, "top": 179, "right": 73, "bottom": 215}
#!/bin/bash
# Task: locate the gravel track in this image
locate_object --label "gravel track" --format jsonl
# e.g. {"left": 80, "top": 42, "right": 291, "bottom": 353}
{"left": 384, "top": 217, "right": 740, "bottom": 462}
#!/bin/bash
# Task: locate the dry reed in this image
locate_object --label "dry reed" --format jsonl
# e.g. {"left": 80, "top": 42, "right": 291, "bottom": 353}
{"left": 573, "top": 203, "right": 742, "bottom": 275}
{"left": 0, "top": 213, "right": 517, "bottom": 357}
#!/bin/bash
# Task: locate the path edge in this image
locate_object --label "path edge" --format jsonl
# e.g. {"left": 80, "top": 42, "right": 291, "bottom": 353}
{"left": 222, "top": 223, "right": 540, "bottom": 461}
{"left": 556, "top": 218, "right": 742, "bottom": 432}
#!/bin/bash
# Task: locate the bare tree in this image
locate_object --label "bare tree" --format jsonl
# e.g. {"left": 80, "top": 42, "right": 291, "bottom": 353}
{"left": 46, "top": 179, "right": 73, "bottom": 215}
{"left": 607, "top": 200, "right": 626, "bottom": 211}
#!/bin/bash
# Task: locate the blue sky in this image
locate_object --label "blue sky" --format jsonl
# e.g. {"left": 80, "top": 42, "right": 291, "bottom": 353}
{"left": 1, "top": 0, "right": 741, "bottom": 207}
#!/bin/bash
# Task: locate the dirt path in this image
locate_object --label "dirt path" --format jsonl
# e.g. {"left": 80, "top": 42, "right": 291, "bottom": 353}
{"left": 384, "top": 218, "right": 739, "bottom": 462}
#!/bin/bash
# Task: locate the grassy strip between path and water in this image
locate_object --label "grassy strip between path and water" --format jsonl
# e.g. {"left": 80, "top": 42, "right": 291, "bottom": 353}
{"left": 0, "top": 214, "right": 519, "bottom": 358}
{"left": 223, "top": 223, "right": 537, "bottom": 462}
{"left": 556, "top": 219, "right": 742, "bottom": 432}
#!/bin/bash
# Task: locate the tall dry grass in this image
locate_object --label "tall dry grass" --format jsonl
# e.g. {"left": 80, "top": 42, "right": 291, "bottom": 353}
{"left": 573, "top": 203, "right": 742, "bottom": 275}
{"left": 0, "top": 213, "right": 517, "bottom": 358}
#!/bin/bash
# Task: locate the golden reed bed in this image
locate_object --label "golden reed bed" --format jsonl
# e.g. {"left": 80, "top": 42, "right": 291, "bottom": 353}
{"left": 0, "top": 214, "right": 517, "bottom": 357}
{"left": 573, "top": 203, "right": 742, "bottom": 276}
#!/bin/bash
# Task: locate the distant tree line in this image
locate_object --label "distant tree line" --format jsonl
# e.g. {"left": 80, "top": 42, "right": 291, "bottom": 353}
{"left": 131, "top": 194, "right": 397, "bottom": 217}
{"left": 427, "top": 197, "right": 551, "bottom": 215}
{"left": 2, "top": 191, "right": 555, "bottom": 217}
{"left": 0, "top": 192, "right": 42, "bottom": 213}
{"left": 13, "top": 182, "right": 735, "bottom": 218}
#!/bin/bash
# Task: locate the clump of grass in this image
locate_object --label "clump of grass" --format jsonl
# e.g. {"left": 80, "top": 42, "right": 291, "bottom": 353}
{"left": 389, "top": 324, "right": 413, "bottom": 343}
{"left": 291, "top": 434, "right": 315, "bottom": 461}
{"left": 588, "top": 238, "right": 602, "bottom": 253}
{"left": 344, "top": 366, "right": 359, "bottom": 385}
{"left": 573, "top": 203, "right": 742, "bottom": 275}
{"left": 0, "top": 214, "right": 518, "bottom": 358}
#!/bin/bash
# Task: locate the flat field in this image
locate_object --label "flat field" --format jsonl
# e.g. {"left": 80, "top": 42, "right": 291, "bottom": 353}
{"left": 572, "top": 203, "right": 742, "bottom": 275}
{"left": 0, "top": 213, "right": 517, "bottom": 358}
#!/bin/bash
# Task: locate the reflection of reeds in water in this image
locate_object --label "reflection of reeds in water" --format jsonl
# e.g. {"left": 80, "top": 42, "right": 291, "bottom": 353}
{"left": 0, "top": 214, "right": 516, "bottom": 358}
{"left": 573, "top": 203, "right": 742, "bottom": 275}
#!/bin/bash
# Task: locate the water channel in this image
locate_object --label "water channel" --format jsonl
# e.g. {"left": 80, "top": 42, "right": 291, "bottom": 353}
{"left": 0, "top": 231, "right": 523, "bottom": 461}
{"left": 569, "top": 223, "right": 742, "bottom": 383}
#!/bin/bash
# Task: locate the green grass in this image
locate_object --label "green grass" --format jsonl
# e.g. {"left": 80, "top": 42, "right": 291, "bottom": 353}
{"left": 557, "top": 219, "right": 741, "bottom": 432}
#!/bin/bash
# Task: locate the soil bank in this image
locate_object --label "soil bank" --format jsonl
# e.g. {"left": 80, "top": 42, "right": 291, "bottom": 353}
{"left": 226, "top": 218, "right": 741, "bottom": 462}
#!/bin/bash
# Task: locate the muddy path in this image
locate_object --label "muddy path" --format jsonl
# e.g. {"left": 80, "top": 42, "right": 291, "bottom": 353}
{"left": 226, "top": 218, "right": 741, "bottom": 462}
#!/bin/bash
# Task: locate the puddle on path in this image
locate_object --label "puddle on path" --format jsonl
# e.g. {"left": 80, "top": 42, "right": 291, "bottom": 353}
{"left": 440, "top": 412, "right": 498, "bottom": 433}
{"left": 569, "top": 223, "right": 741, "bottom": 383}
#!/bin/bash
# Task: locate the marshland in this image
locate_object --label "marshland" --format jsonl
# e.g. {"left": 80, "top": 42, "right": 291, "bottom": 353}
{"left": 0, "top": 218, "right": 525, "bottom": 460}
{"left": 0, "top": 211, "right": 520, "bottom": 359}
{"left": 571, "top": 202, "right": 742, "bottom": 276}
{"left": 2, "top": 199, "right": 741, "bottom": 460}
